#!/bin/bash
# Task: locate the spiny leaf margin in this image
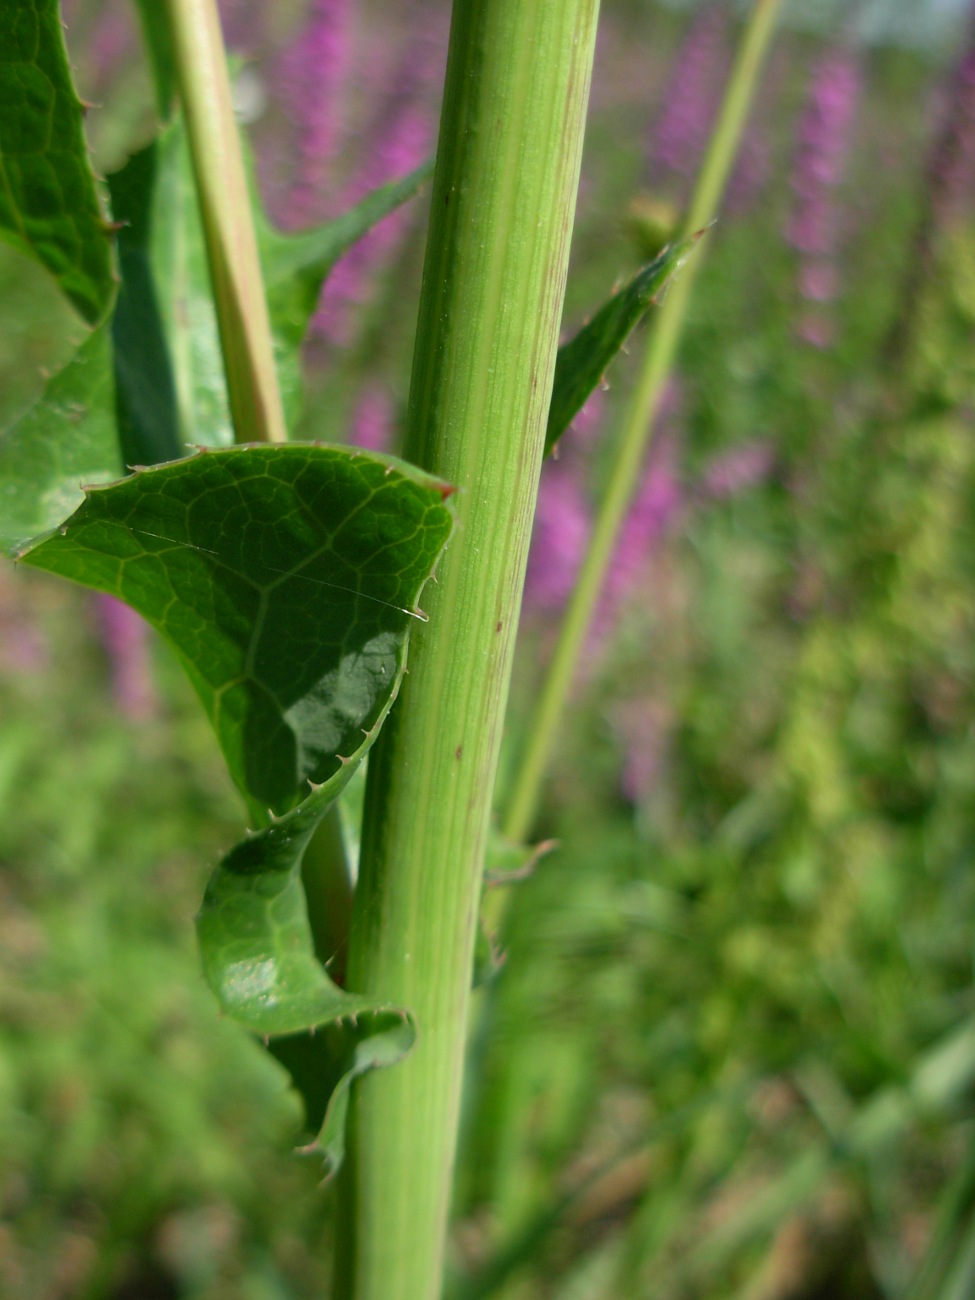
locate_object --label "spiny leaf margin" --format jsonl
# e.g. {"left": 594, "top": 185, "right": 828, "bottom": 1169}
{"left": 16, "top": 443, "right": 456, "bottom": 819}
{"left": 0, "top": 0, "right": 115, "bottom": 321}
{"left": 197, "top": 705, "right": 414, "bottom": 1177}
{"left": 546, "top": 235, "right": 700, "bottom": 456}
{"left": 16, "top": 440, "right": 455, "bottom": 1174}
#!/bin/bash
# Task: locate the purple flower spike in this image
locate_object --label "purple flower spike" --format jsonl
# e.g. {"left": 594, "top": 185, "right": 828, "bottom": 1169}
{"left": 315, "top": 98, "right": 434, "bottom": 343}
{"left": 787, "top": 47, "right": 860, "bottom": 264}
{"left": 797, "top": 315, "right": 835, "bottom": 350}
{"left": 604, "top": 434, "right": 683, "bottom": 615}
{"left": 786, "top": 45, "right": 861, "bottom": 346}
{"left": 524, "top": 462, "right": 592, "bottom": 615}
{"left": 279, "top": 0, "right": 354, "bottom": 231}
{"left": 94, "top": 595, "right": 157, "bottom": 722}
{"left": 352, "top": 383, "right": 395, "bottom": 454}
{"left": 650, "top": 7, "right": 729, "bottom": 184}
{"left": 314, "top": 21, "right": 443, "bottom": 344}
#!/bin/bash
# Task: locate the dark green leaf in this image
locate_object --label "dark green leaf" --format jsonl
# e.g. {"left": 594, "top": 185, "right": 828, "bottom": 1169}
{"left": 0, "top": 326, "right": 122, "bottom": 553}
{"left": 18, "top": 443, "right": 455, "bottom": 818}
{"left": 545, "top": 235, "right": 700, "bottom": 456}
{"left": 18, "top": 442, "right": 454, "bottom": 1173}
{"left": 198, "top": 756, "right": 416, "bottom": 1176}
{"left": 0, "top": 0, "right": 115, "bottom": 322}
{"left": 200, "top": 761, "right": 390, "bottom": 1037}
{"left": 147, "top": 123, "right": 234, "bottom": 449}
{"left": 108, "top": 141, "right": 183, "bottom": 468}
{"left": 122, "top": 121, "right": 431, "bottom": 443}
{"left": 0, "top": 127, "right": 431, "bottom": 571}
{"left": 269, "top": 1018, "right": 416, "bottom": 1177}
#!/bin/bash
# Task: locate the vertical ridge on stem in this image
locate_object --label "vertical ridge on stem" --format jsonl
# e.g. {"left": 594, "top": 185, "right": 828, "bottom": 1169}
{"left": 336, "top": 2, "right": 601, "bottom": 1296}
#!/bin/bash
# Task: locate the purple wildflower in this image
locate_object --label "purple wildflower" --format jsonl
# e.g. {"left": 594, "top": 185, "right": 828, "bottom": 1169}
{"left": 278, "top": 0, "right": 354, "bottom": 230}
{"left": 787, "top": 48, "right": 860, "bottom": 259}
{"left": 315, "top": 100, "right": 434, "bottom": 343}
{"left": 602, "top": 433, "right": 683, "bottom": 624}
{"left": 786, "top": 46, "right": 861, "bottom": 347}
{"left": 524, "top": 461, "right": 592, "bottom": 615}
{"left": 650, "top": 7, "right": 729, "bottom": 186}
{"left": 314, "top": 22, "right": 443, "bottom": 344}
{"left": 94, "top": 595, "right": 157, "bottom": 721}
{"left": 352, "top": 383, "right": 395, "bottom": 453}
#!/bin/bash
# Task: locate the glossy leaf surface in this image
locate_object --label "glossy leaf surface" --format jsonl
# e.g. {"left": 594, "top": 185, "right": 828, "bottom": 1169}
{"left": 545, "top": 236, "right": 699, "bottom": 455}
{"left": 18, "top": 442, "right": 454, "bottom": 1170}
{"left": 18, "top": 444, "right": 455, "bottom": 817}
{"left": 0, "top": 0, "right": 115, "bottom": 321}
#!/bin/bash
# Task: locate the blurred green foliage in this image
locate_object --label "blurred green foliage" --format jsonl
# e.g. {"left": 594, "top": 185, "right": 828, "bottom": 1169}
{"left": 3, "top": 2, "right": 975, "bottom": 1298}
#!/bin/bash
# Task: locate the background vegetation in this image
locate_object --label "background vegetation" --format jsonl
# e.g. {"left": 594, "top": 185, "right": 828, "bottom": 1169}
{"left": 2, "top": 1, "right": 975, "bottom": 1296}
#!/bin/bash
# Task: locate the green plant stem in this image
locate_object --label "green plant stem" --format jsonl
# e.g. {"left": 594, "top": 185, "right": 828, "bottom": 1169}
{"left": 164, "top": 0, "right": 286, "bottom": 444}
{"left": 334, "top": 1, "right": 600, "bottom": 1296}
{"left": 501, "top": 0, "right": 782, "bottom": 850}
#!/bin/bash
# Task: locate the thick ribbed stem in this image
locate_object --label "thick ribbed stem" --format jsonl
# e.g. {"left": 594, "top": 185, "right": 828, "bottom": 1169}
{"left": 334, "top": 2, "right": 601, "bottom": 1296}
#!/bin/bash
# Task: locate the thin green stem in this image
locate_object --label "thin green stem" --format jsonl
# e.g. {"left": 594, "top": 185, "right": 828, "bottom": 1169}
{"left": 335, "top": 2, "right": 601, "bottom": 1296}
{"left": 501, "top": 0, "right": 782, "bottom": 849}
{"left": 164, "top": 0, "right": 286, "bottom": 445}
